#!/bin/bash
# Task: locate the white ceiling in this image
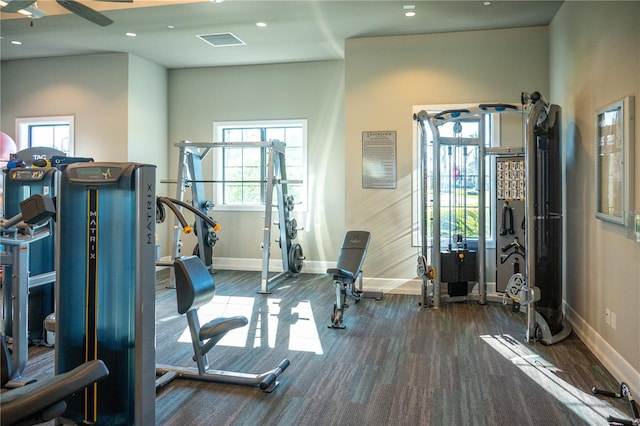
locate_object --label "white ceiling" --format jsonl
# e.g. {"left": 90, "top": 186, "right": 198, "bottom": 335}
{"left": 0, "top": 0, "right": 563, "bottom": 69}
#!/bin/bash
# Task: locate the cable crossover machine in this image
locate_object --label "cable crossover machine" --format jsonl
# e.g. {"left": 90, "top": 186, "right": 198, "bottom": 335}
{"left": 164, "top": 140, "right": 304, "bottom": 294}
{"left": 413, "top": 91, "right": 571, "bottom": 345}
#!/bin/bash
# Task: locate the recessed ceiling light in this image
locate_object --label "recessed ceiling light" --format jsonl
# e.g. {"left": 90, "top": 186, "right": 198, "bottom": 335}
{"left": 168, "top": 25, "right": 175, "bottom": 29}
{"left": 403, "top": 4, "right": 416, "bottom": 17}
{"left": 10, "top": 40, "right": 22, "bottom": 45}
{"left": 256, "top": 22, "right": 267, "bottom": 28}
{"left": 125, "top": 32, "right": 137, "bottom": 37}
{"left": 484, "top": 1, "right": 492, "bottom": 5}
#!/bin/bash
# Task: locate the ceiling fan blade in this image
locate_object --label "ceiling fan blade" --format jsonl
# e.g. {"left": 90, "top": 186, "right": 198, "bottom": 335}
{"left": 1, "top": 0, "right": 38, "bottom": 13}
{"left": 56, "top": 0, "right": 114, "bottom": 27}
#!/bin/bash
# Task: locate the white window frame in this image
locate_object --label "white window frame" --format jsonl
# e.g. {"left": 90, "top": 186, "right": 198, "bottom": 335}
{"left": 412, "top": 104, "right": 501, "bottom": 249}
{"left": 212, "top": 119, "right": 308, "bottom": 212}
{"left": 15, "top": 115, "right": 75, "bottom": 155}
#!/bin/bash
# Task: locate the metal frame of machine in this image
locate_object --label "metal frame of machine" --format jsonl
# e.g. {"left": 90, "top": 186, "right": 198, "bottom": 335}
{"left": 414, "top": 92, "right": 571, "bottom": 345}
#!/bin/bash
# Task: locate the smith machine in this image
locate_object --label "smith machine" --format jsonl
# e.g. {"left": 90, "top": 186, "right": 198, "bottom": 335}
{"left": 414, "top": 91, "right": 571, "bottom": 345}
{"left": 166, "top": 140, "right": 304, "bottom": 293}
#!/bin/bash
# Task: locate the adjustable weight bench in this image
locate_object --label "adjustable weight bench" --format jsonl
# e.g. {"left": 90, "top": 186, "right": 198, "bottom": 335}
{"left": 156, "top": 255, "right": 289, "bottom": 392}
{"left": 327, "top": 231, "right": 381, "bottom": 329}
{"left": 0, "top": 334, "right": 109, "bottom": 426}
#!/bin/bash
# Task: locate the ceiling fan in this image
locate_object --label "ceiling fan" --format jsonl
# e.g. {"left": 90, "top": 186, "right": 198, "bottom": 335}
{"left": 1, "top": 0, "right": 132, "bottom": 26}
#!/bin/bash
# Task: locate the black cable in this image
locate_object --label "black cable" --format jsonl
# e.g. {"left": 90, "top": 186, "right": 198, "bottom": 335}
{"left": 156, "top": 198, "right": 191, "bottom": 233}
{"left": 160, "top": 196, "right": 220, "bottom": 230}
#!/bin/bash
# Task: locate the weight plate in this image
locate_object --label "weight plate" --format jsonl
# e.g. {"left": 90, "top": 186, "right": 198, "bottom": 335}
{"left": 285, "top": 195, "right": 295, "bottom": 212}
{"left": 288, "top": 243, "right": 304, "bottom": 273}
{"left": 286, "top": 218, "right": 298, "bottom": 240}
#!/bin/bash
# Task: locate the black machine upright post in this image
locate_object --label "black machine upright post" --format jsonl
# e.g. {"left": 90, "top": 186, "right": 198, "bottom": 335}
{"left": 523, "top": 92, "right": 571, "bottom": 344}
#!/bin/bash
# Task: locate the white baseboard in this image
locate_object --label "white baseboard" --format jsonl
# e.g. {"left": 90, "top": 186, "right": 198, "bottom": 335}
{"left": 210, "top": 257, "right": 423, "bottom": 294}
{"left": 565, "top": 303, "right": 640, "bottom": 394}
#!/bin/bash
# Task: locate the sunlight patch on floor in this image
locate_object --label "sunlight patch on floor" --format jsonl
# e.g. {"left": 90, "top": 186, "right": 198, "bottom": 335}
{"left": 177, "top": 296, "right": 324, "bottom": 354}
{"left": 289, "top": 300, "right": 323, "bottom": 355}
{"left": 480, "top": 334, "right": 627, "bottom": 425}
{"left": 178, "top": 295, "right": 255, "bottom": 347}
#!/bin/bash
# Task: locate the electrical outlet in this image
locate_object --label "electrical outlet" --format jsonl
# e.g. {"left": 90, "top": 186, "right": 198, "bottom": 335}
{"left": 605, "top": 308, "right": 610, "bottom": 325}
{"left": 611, "top": 312, "right": 617, "bottom": 330}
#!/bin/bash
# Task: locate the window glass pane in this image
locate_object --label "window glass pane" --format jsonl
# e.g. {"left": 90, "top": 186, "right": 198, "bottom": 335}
{"left": 266, "top": 128, "right": 285, "bottom": 142}
{"left": 223, "top": 128, "right": 241, "bottom": 142}
{"left": 214, "top": 120, "right": 307, "bottom": 209}
{"left": 243, "top": 128, "right": 261, "bottom": 142}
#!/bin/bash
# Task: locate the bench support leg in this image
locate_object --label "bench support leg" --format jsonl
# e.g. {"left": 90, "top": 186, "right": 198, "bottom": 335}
{"left": 329, "top": 281, "right": 347, "bottom": 329}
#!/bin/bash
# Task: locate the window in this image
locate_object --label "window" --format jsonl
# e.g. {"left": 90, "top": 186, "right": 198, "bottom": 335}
{"left": 213, "top": 119, "right": 307, "bottom": 211}
{"left": 412, "top": 105, "right": 500, "bottom": 248}
{"left": 15, "top": 115, "right": 74, "bottom": 155}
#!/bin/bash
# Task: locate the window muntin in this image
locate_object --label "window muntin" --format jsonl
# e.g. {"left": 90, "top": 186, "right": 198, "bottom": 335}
{"left": 213, "top": 120, "right": 307, "bottom": 211}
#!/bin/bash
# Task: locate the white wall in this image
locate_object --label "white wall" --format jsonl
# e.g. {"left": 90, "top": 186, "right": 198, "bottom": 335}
{"left": 166, "top": 61, "right": 345, "bottom": 269}
{"left": 550, "top": 0, "right": 640, "bottom": 393}
{"left": 344, "top": 27, "right": 549, "bottom": 285}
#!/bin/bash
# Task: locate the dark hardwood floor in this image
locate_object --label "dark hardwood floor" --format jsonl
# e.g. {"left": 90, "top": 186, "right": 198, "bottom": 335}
{"left": 4, "top": 270, "right": 631, "bottom": 425}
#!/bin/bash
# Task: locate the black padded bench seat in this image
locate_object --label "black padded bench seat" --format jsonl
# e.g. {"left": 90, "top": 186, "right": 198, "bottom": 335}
{"left": 327, "top": 231, "right": 381, "bottom": 329}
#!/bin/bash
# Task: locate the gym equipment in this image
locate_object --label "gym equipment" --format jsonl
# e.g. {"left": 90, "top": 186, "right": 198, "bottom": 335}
{"left": 166, "top": 140, "right": 304, "bottom": 293}
{"left": 166, "top": 142, "right": 221, "bottom": 272}
{"left": 496, "top": 157, "right": 526, "bottom": 294}
{"left": 2, "top": 152, "right": 59, "bottom": 344}
{"left": 327, "top": 231, "right": 381, "bottom": 329}
{"left": 156, "top": 255, "right": 290, "bottom": 392}
{"left": 592, "top": 382, "right": 639, "bottom": 425}
{"left": 413, "top": 92, "right": 571, "bottom": 344}
{"left": 414, "top": 106, "right": 498, "bottom": 307}
{"left": 519, "top": 91, "right": 571, "bottom": 344}
{"left": 56, "top": 162, "right": 156, "bottom": 425}
{"left": 0, "top": 333, "right": 109, "bottom": 426}
{"left": 0, "top": 194, "right": 56, "bottom": 387}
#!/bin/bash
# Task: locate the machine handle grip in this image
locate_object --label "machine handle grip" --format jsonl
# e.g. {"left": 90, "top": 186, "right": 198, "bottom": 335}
{"left": 606, "top": 416, "right": 633, "bottom": 426}
{"left": 259, "top": 359, "right": 290, "bottom": 390}
{"left": 592, "top": 387, "right": 620, "bottom": 398}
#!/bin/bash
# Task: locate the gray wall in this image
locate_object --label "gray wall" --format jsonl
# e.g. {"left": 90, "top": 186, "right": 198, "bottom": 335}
{"left": 0, "top": 52, "right": 170, "bottom": 249}
{"left": 550, "top": 0, "right": 640, "bottom": 393}
{"left": 1, "top": 3, "right": 638, "bottom": 394}
{"left": 1, "top": 53, "right": 130, "bottom": 160}
{"left": 344, "top": 27, "right": 549, "bottom": 287}
{"left": 166, "top": 61, "right": 345, "bottom": 269}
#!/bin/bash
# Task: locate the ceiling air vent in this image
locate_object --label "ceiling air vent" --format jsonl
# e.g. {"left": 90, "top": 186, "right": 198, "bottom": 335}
{"left": 197, "top": 32, "right": 246, "bottom": 47}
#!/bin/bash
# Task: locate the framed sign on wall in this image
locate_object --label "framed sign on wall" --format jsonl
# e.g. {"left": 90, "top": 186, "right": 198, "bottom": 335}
{"left": 362, "top": 131, "right": 397, "bottom": 189}
{"left": 595, "top": 96, "right": 635, "bottom": 225}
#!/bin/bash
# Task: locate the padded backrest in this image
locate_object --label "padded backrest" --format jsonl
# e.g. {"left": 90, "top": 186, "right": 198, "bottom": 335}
{"left": 335, "top": 231, "right": 371, "bottom": 276}
{"left": 174, "top": 256, "right": 216, "bottom": 315}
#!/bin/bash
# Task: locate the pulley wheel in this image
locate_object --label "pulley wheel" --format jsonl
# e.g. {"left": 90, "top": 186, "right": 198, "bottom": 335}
{"left": 417, "top": 255, "right": 427, "bottom": 277}
{"left": 205, "top": 231, "right": 218, "bottom": 247}
{"left": 288, "top": 243, "right": 304, "bottom": 273}
{"left": 156, "top": 203, "right": 166, "bottom": 224}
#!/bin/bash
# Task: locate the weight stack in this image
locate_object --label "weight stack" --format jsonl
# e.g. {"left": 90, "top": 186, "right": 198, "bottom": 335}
{"left": 440, "top": 249, "right": 477, "bottom": 297}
